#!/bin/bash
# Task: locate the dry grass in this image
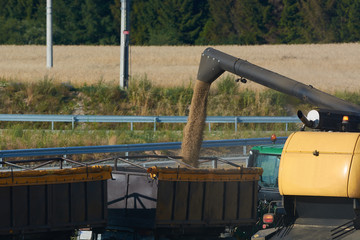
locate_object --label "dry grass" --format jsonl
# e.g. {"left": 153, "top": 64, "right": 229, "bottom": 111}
{"left": 1, "top": 43, "right": 360, "bottom": 91}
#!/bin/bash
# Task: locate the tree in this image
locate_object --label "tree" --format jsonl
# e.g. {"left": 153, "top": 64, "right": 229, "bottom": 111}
{"left": 231, "top": 0, "right": 271, "bottom": 44}
{"left": 278, "top": 0, "right": 306, "bottom": 43}
{"left": 198, "top": 0, "right": 275, "bottom": 45}
{"left": 145, "top": 0, "right": 207, "bottom": 45}
{"left": 334, "top": 0, "right": 360, "bottom": 42}
{"left": 128, "top": 0, "right": 149, "bottom": 45}
{"left": 52, "top": 0, "right": 116, "bottom": 45}
{"left": 0, "top": 0, "right": 46, "bottom": 44}
{"left": 83, "top": 0, "right": 116, "bottom": 44}
{"left": 53, "top": 0, "right": 82, "bottom": 44}
{"left": 198, "top": 0, "right": 237, "bottom": 44}
{"left": 2, "top": 0, "right": 360, "bottom": 45}
{"left": 347, "top": 0, "right": 360, "bottom": 42}
{"left": 299, "top": 0, "right": 336, "bottom": 43}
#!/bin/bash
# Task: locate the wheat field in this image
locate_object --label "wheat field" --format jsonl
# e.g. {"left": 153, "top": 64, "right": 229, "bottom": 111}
{"left": 1, "top": 43, "right": 360, "bottom": 91}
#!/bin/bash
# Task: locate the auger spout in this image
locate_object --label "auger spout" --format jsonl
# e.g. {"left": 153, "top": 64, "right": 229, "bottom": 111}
{"left": 197, "top": 47, "right": 360, "bottom": 114}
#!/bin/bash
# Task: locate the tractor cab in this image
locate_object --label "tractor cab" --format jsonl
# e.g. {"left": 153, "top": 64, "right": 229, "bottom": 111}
{"left": 247, "top": 144, "right": 284, "bottom": 230}
{"left": 247, "top": 144, "right": 283, "bottom": 201}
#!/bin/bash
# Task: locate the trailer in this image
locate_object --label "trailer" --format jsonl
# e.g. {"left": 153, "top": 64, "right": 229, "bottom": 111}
{"left": 105, "top": 165, "right": 263, "bottom": 239}
{"left": 0, "top": 165, "right": 112, "bottom": 240}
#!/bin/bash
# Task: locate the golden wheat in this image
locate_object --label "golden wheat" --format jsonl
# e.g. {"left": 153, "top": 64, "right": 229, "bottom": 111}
{"left": 1, "top": 43, "right": 360, "bottom": 91}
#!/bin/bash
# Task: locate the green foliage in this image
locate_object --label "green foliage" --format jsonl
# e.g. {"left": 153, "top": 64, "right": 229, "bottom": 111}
{"left": 334, "top": 91, "right": 360, "bottom": 106}
{"left": 4, "top": 76, "right": 360, "bottom": 149}
{"left": 127, "top": 0, "right": 149, "bottom": 45}
{"left": 258, "top": 90, "right": 289, "bottom": 116}
{"left": 1, "top": 76, "right": 360, "bottom": 133}
{"left": 207, "top": 76, "right": 295, "bottom": 117}
{"left": 216, "top": 75, "right": 239, "bottom": 95}
{"left": 279, "top": 0, "right": 305, "bottom": 43}
{"left": 144, "top": 0, "right": 207, "bottom": 45}
{"left": 298, "top": 0, "right": 336, "bottom": 43}
{"left": 3, "top": 0, "right": 360, "bottom": 45}
{"left": 0, "top": 78, "right": 75, "bottom": 114}
{"left": 197, "top": 0, "right": 238, "bottom": 45}
{"left": 199, "top": 0, "right": 272, "bottom": 44}
{"left": 79, "top": 81, "right": 127, "bottom": 115}
{"left": 127, "top": 76, "right": 193, "bottom": 115}
{"left": 334, "top": 0, "right": 360, "bottom": 42}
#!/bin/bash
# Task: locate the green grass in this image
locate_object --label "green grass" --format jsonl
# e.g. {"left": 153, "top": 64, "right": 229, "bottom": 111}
{"left": 0, "top": 75, "right": 311, "bottom": 117}
{"left": 0, "top": 128, "right": 295, "bottom": 150}
{"left": 1, "top": 75, "right": 359, "bottom": 150}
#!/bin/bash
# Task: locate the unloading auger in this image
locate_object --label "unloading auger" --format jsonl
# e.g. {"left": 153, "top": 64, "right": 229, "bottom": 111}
{"left": 197, "top": 47, "right": 360, "bottom": 132}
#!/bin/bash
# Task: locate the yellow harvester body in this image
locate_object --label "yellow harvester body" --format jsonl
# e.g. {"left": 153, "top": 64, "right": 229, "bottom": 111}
{"left": 279, "top": 131, "right": 360, "bottom": 198}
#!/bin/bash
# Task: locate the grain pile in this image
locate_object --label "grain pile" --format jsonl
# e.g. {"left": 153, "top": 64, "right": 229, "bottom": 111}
{"left": 181, "top": 80, "right": 211, "bottom": 167}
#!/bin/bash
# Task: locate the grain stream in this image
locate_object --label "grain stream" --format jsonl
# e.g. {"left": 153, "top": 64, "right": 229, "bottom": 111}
{"left": 181, "top": 80, "right": 211, "bottom": 167}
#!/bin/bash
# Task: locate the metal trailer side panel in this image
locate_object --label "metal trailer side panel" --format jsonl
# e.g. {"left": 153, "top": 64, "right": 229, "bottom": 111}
{"left": 0, "top": 187, "right": 11, "bottom": 228}
{"left": 107, "top": 171, "right": 158, "bottom": 229}
{"left": 87, "top": 181, "right": 107, "bottom": 223}
{"left": 0, "top": 180, "right": 108, "bottom": 236}
{"left": 107, "top": 168, "right": 260, "bottom": 234}
{"left": 156, "top": 180, "right": 258, "bottom": 227}
{"left": 71, "top": 182, "right": 86, "bottom": 223}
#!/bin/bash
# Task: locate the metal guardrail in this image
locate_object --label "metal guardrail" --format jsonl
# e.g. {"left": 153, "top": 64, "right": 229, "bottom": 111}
{"left": 0, "top": 154, "right": 248, "bottom": 172}
{"left": 0, "top": 137, "right": 287, "bottom": 160}
{"left": 0, "top": 114, "right": 300, "bottom": 131}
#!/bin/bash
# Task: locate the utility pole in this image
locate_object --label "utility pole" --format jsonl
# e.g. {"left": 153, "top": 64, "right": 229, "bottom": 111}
{"left": 46, "top": 0, "right": 53, "bottom": 68}
{"left": 120, "top": 0, "right": 130, "bottom": 88}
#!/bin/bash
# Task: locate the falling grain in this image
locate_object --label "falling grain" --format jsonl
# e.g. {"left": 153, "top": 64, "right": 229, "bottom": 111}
{"left": 181, "top": 80, "right": 211, "bottom": 167}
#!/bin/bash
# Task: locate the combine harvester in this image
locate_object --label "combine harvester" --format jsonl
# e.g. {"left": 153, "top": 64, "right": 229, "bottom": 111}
{"left": 196, "top": 48, "right": 360, "bottom": 239}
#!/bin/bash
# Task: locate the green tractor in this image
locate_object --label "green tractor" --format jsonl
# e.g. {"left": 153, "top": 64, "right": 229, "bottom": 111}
{"left": 234, "top": 141, "right": 284, "bottom": 239}
{"left": 248, "top": 144, "right": 282, "bottom": 200}
{"left": 247, "top": 141, "right": 284, "bottom": 231}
